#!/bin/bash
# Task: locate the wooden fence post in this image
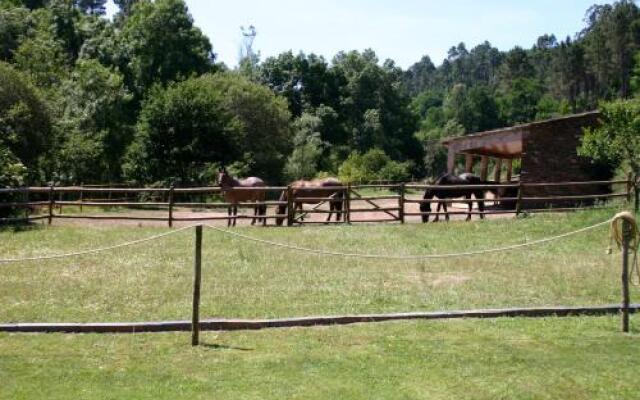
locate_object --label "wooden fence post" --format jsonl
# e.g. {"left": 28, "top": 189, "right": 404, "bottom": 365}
{"left": 398, "top": 183, "right": 405, "bottom": 224}
{"left": 168, "top": 185, "right": 175, "bottom": 228}
{"left": 345, "top": 184, "right": 351, "bottom": 224}
{"left": 286, "top": 185, "right": 294, "bottom": 227}
{"left": 621, "top": 218, "right": 632, "bottom": 333}
{"left": 23, "top": 187, "right": 29, "bottom": 221}
{"left": 48, "top": 185, "right": 54, "bottom": 225}
{"left": 192, "top": 225, "right": 203, "bottom": 346}
{"left": 79, "top": 183, "right": 84, "bottom": 213}
{"left": 515, "top": 181, "right": 523, "bottom": 216}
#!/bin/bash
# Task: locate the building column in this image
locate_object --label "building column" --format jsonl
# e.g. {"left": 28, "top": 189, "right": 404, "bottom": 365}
{"left": 480, "top": 156, "right": 489, "bottom": 181}
{"left": 506, "top": 159, "right": 513, "bottom": 182}
{"left": 465, "top": 154, "right": 474, "bottom": 173}
{"left": 493, "top": 158, "right": 502, "bottom": 183}
{"left": 447, "top": 149, "right": 456, "bottom": 174}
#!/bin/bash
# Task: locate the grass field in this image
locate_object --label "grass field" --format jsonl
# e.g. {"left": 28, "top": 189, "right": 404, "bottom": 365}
{"left": 1, "top": 206, "right": 640, "bottom": 399}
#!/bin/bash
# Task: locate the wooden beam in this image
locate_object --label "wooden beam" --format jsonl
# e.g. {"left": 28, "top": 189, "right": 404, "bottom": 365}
{"left": 480, "top": 156, "right": 489, "bottom": 181}
{"left": 465, "top": 154, "right": 474, "bottom": 173}
{"left": 447, "top": 149, "right": 456, "bottom": 174}
{"left": 493, "top": 159, "right": 502, "bottom": 183}
{"left": 506, "top": 159, "right": 514, "bottom": 182}
{"left": 2, "top": 304, "right": 638, "bottom": 334}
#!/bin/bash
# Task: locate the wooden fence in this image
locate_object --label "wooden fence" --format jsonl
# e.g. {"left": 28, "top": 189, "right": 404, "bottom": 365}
{"left": 0, "top": 178, "right": 635, "bottom": 226}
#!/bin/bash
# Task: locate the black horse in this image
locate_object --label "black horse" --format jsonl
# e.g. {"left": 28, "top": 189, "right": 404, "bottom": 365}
{"left": 420, "top": 173, "right": 493, "bottom": 222}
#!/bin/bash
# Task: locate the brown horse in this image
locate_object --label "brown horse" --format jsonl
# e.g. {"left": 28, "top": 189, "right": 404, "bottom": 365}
{"left": 217, "top": 168, "right": 267, "bottom": 227}
{"left": 276, "top": 178, "right": 344, "bottom": 226}
{"left": 420, "top": 173, "right": 493, "bottom": 223}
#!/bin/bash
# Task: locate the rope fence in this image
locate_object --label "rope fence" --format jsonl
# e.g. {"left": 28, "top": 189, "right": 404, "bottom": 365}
{"left": 0, "top": 211, "right": 638, "bottom": 342}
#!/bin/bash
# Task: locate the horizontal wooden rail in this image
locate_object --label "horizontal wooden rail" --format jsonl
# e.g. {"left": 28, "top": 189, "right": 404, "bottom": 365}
{"left": 2, "top": 304, "right": 637, "bottom": 334}
{"left": 406, "top": 184, "right": 519, "bottom": 190}
{"left": 405, "top": 210, "right": 515, "bottom": 217}
{"left": 350, "top": 218, "right": 400, "bottom": 223}
{"left": 296, "top": 209, "right": 347, "bottom": 214}
{"left": 53, "top": 215, "right": 169, "bottom": 221}
{"left": 350, "top": 184, "right": 401, "bottom": 189}
{"left": 351, "top": 196, "right": 400, "bottom": 201}
{"left": 174, "top": 201, "right": 287, "bottom": 208}
{"left": 521, "top": 193, "right": 628, "bottom": 202}
{"left": 405, "top": 197, "right": 519, "bottom": 204}
{"left": 349, "top": 207, "right": 401, "bottom": 213}
{"left": 56, "top": 201, "right": 168, "bottom": 207}
{"left": 173, "top": 215, "right": 286, "bottom": 222}
{"left": 523, "top": 180, "right": 629, "bottom": 187}
{"left": 0, "top": 201, "right": 49, "bottom": 208}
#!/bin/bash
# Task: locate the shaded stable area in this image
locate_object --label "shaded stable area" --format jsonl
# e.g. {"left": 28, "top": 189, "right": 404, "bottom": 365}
{"left": 442, "top": 111, "right": 613, "bottom": 208}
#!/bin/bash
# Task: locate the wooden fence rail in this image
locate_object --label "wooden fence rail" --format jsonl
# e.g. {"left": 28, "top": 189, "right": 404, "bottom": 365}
{"left": 0, "top": 178, "right": 635, "bottom": 227}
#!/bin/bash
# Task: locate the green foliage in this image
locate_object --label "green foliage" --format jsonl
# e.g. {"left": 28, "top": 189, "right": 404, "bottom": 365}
{"left": 125, "top": 73, "right": 291, "bottom": 185}
{"left": 116, "top": 0, "right": 214, "bottom": 97}
{"left": 338, "top": 148, "right": 411, "bottom": 183}
{"left": 0, "top": 6, "right": 33, "bottom": 61}
{"left": 0, "top": 61, "right": 52, "bottom": 181}
{"left": 284, "top": 114, "right": 324, "bottom": 180}
{"left": 579, "top": 98, "right": 640, "bottom": 175}
{"left": 57, "top": 59, "right": 132, "bottom": 183}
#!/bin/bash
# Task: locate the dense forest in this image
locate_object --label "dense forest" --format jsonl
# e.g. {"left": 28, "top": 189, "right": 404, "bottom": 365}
{"left": 1, "top": 0, "right": 640, "bottom": 187}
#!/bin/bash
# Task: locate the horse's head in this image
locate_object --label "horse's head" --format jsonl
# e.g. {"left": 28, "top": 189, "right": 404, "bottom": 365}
{"left": 275, "top": 190, "right": 288, "bottom": 226}
{"left": 217, "top": 167, "right": 233, "bottom": 188}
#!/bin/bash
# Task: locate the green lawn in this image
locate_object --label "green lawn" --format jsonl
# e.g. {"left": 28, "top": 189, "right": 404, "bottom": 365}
{"left": 1, "top": 206, "right": 640, "bottom": 399}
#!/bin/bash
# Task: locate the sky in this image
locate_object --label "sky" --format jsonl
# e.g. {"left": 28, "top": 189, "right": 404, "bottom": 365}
{"left": 105, "top": 0, "right": 613, "bottom": 69}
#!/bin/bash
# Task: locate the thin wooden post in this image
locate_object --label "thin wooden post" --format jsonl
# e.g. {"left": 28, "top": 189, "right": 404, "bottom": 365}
{"left": 79, "top": 183, "right": 84, "bottom": 213}
{"left": 345, "top": 184, "right": 351, "bottom": 224}
{"left": 168, "top": 185, "right": 175, "bottom": 228}
{"left": 465, "top": 154, "right": 474, "bottom": 173}
{"left": 493, "top": 159, "right": 502, "bottom": 183}
{"left": 48, "top": 185, "right": 54, "bottom": 225}
{"left": 635, "top": 174, "right": 639, "bottom": 213}
{"left": 480, "top": 156, "right": 489, "bottom": 181}
{"left": 621, "top": 218, "right": 633, "bottom": 333}
{"left": 515, "top": 181, "right": 523, "bottom": 216}
{"left": 627, "top": 172, "right": 633, "bottom": 204}
{"left": 286, "top": 185, "right": 294, "bottom": 227}
{"left": 23, "top": 187, "right": 29, "bottom": 220}
{"left": 398, "top": 183, "right": 405, "bottom": 224}
{"left": 506, "top": 159, "right": 513, "bottom": 182}
{"left": 192, "top": 225, "right": 203, "bottom": 346}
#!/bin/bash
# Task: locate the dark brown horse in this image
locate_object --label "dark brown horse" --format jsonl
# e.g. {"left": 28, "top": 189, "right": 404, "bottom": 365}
{"left": 276, "top": 178, "right": 345, "bottom": 226}
{"left": 420, "top": 173, "right": 492, "bottom": 222}
{"left": 217, "top": 168, "right": 267, "bottom": 227}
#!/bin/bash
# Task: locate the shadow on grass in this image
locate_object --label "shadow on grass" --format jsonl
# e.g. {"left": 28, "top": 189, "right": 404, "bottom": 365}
{"left": 200, "top": 342, "right": 254, "bottom": 351}
{"left": 0, "top": 221, "right": 46, "bottom": 233}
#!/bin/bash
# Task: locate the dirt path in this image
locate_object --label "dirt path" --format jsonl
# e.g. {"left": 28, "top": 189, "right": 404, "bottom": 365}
{"left": 39, "top": 196, "right": 514, "bottom": 228}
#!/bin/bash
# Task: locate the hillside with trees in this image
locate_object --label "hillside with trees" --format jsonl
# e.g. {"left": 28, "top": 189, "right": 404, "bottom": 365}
{"left": 2, "top": 0, "right": 640, "bottom": 186}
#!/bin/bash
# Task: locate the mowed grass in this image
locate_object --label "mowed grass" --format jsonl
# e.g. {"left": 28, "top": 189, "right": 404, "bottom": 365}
{"left": 2, "top": 206, "right": 640, "bottom": 399}
{"left": 1, "top": 317, "right": 639, "bottom": 399}
{"left": 0, "top": 206, "right": 635, "bottom": 322}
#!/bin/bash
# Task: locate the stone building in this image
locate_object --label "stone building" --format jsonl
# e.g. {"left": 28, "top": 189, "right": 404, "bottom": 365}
{"left": 441, "top": 111, "right": 612, "bottom": 208}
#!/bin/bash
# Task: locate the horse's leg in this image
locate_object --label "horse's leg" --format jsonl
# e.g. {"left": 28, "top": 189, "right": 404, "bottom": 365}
{"left": 227, "top": 206, "right": 232, "bottom": 227}
{"left": 233, "top": 205, "right": 238, "bottom": 227}
{"left": 443, "top": 201, "right": 450, "bottom": 222}
{"left": 477, "top": 191, "right": 486, "bottom": 220}
{"left": 434, "top": 201, "right": 441, "bottom": 223}
{"left": 251, "top": 203, "right": 257, "bottom": 226}
{"left": 466, "top": 194, "right": 472, "bottom": 221}
{"left": 326, "top": 202, "right": 333, "bottom": 223}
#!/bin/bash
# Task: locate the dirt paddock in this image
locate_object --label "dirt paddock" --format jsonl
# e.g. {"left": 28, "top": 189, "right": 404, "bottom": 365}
{"left": 35, "top": 196, "right": 515, "bottom": 228}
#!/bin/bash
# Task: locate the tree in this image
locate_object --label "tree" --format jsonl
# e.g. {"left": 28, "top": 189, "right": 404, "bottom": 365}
{"left": 57, "top": 59, "right": 132, "bottom": 183}
{"left": 284, "top": 114, "right": 324, "bottom": 180}
{"left": 579, "top": 99, "right": 640, "bottom": 178}
{"left": 338, "top": 148, "right": 411, "bottom": 183}
{"left": 74, "top": 0, "right": 105, "bottom": 15}
{"left": 124, "top": 73, "right": 291, "bottom": 185}
{"left": 0, "top": 6, "right": 33, "bottom": 61}
{"left": 116, "top": 0, "right": 214, "bottom": 97}
{"left": 0, "top": 61, "right": 52, "bottom": 181}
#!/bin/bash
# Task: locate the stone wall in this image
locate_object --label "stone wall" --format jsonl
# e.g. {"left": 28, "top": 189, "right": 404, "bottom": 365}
{"left": 519, "top": 112, "right": 611, "bottom": 207}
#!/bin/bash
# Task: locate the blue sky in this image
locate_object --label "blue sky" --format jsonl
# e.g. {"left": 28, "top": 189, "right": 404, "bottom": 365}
{"left": 106, "top": 0, "right": 612, "bottom": 68}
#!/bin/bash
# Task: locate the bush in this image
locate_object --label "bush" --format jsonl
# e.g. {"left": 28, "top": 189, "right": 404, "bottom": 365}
{"left": 124, "top": 73, "right": 291, "bottom": 185}
{"left": 338, "top": 149, "right": 411, "bottom": 183}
